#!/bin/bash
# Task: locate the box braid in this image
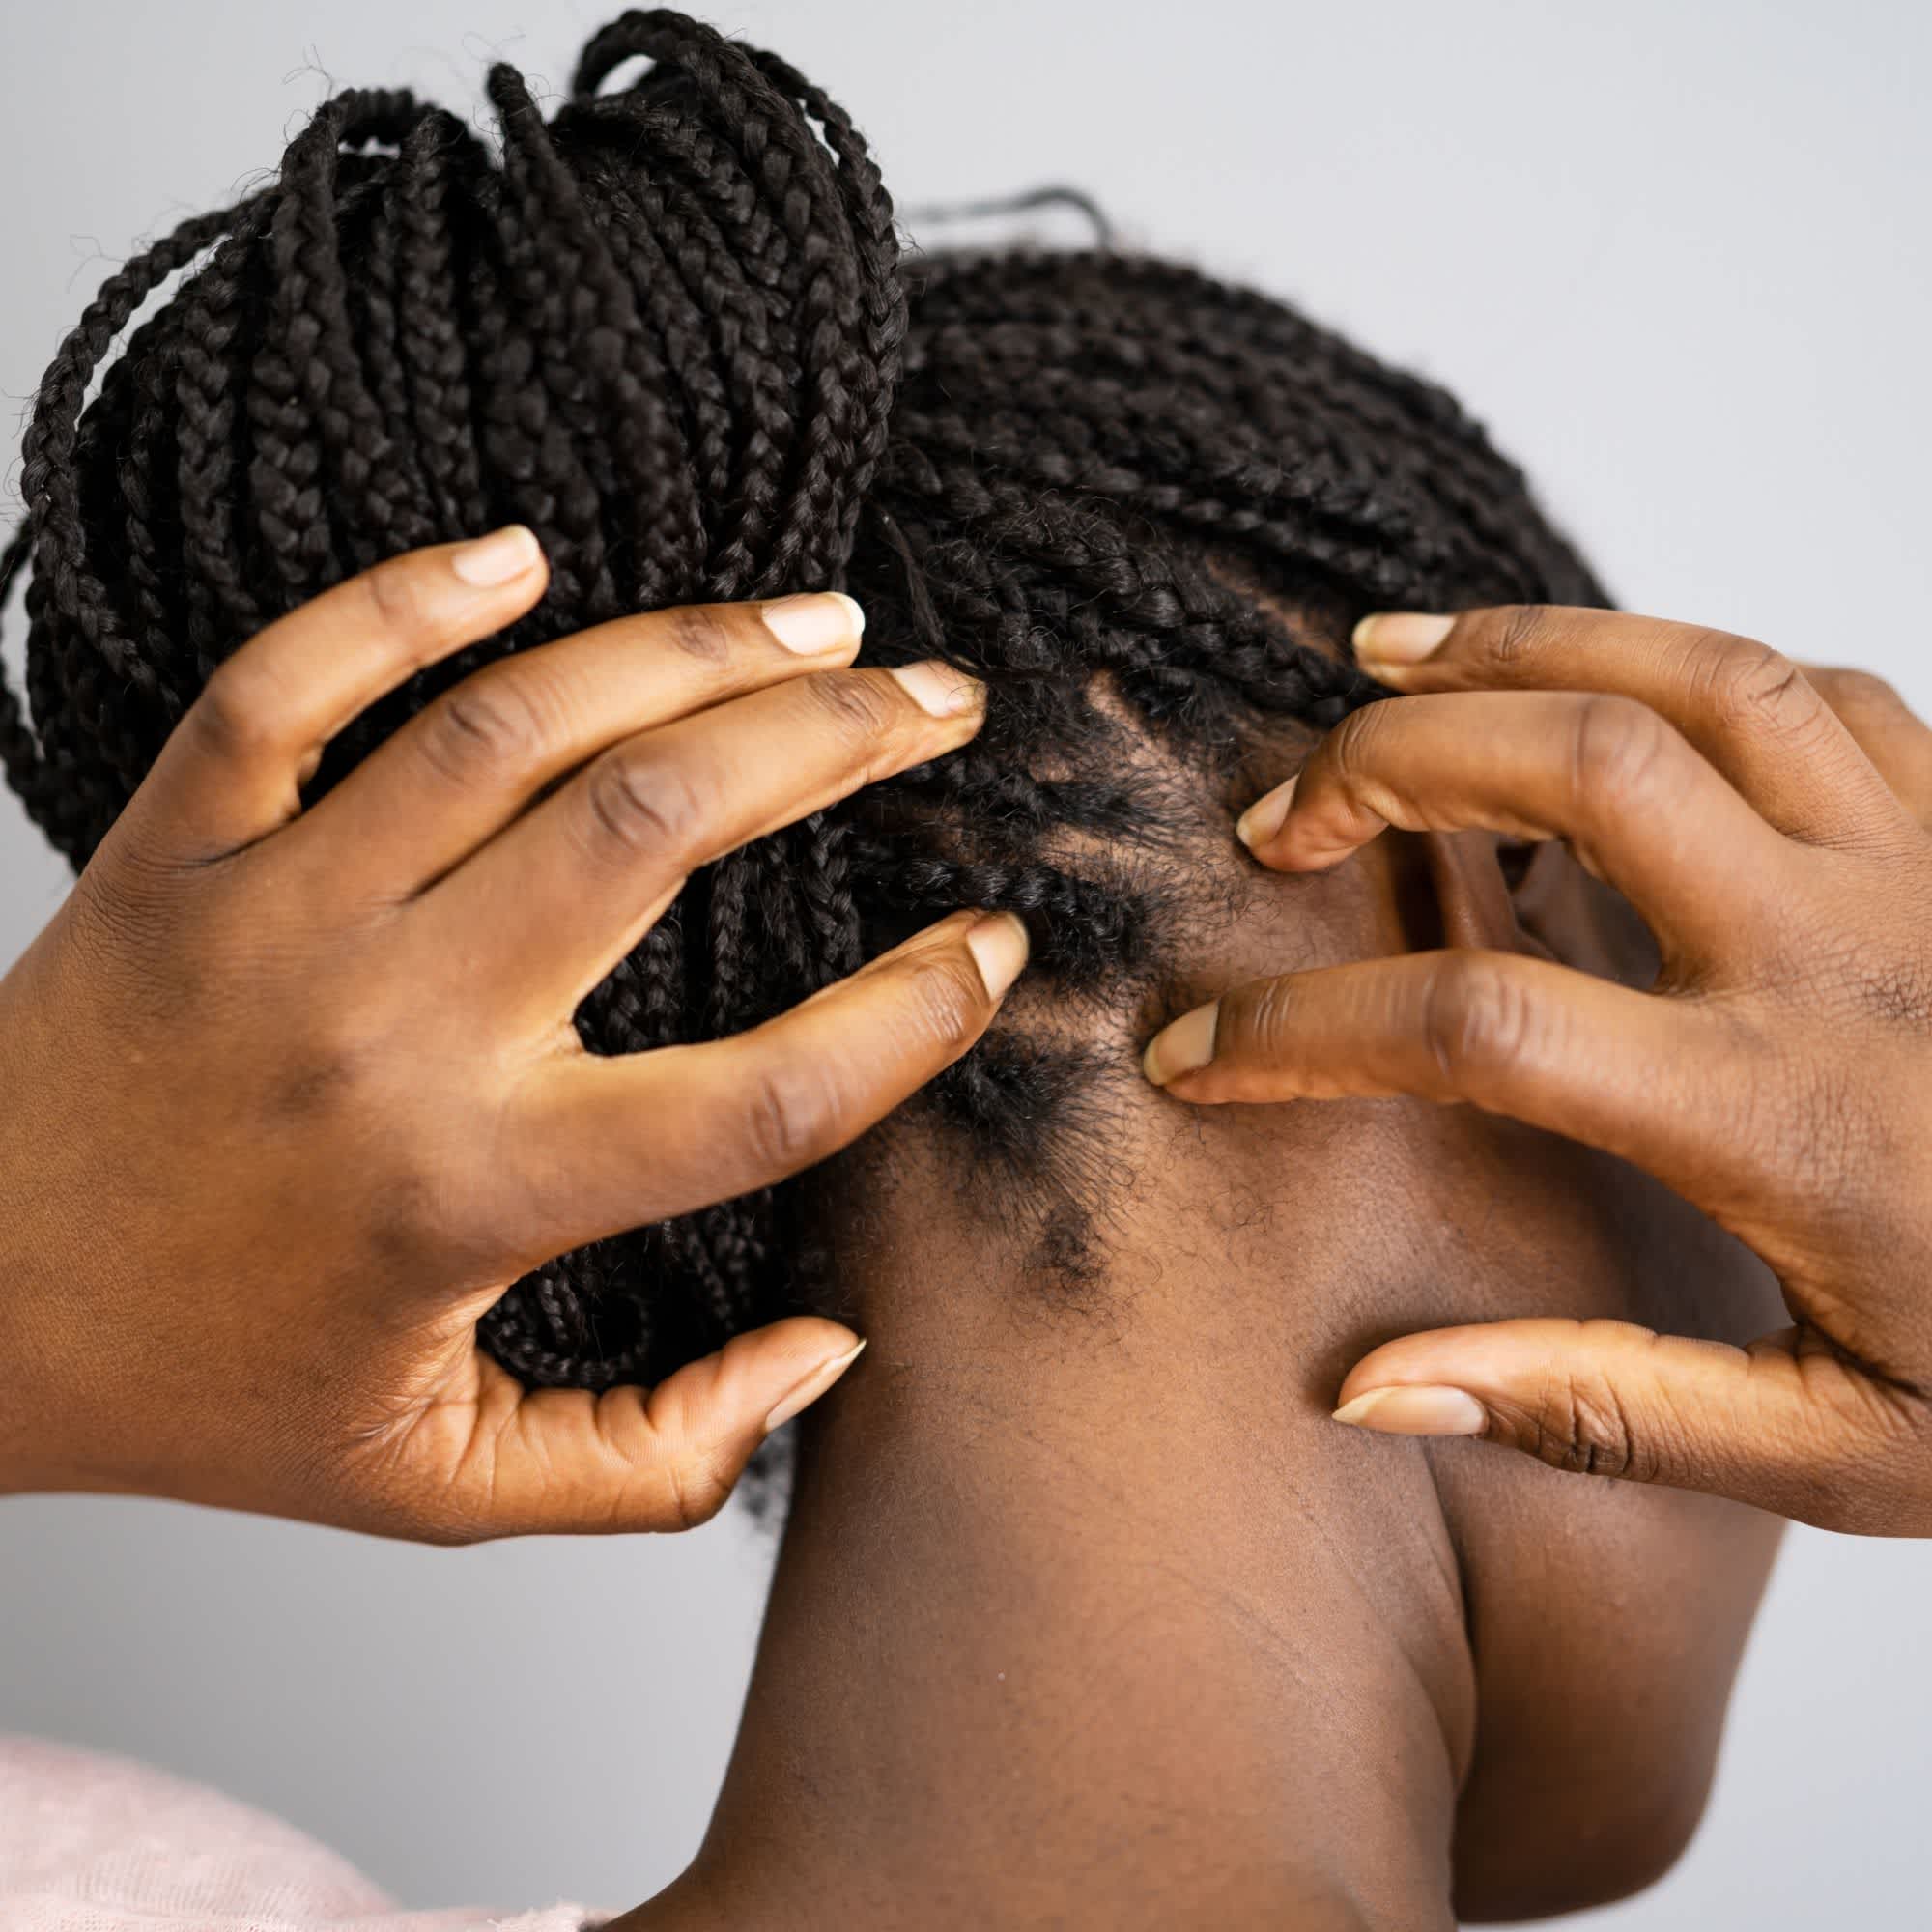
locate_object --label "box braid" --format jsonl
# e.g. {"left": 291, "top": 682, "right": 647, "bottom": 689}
{"left": 0, "top": 9, "right": 1607, "bottom": 1395}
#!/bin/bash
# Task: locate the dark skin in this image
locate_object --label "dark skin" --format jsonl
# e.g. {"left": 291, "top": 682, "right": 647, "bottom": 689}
{"left": 1151, "top": 606, "right": 1932, "bottom": 1534}
{"left": 621, "top": 634, "right": 1785, "bottom": 1928}
{"left": 0, "top": 530, "right": 1026, "bottom": 1536}
{"left": 7, "top": 540, "right": 1931, "bottom": 1923}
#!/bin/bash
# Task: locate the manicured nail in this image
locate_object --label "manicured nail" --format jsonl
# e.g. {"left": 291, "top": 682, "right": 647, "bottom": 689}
{"left": 891, "top": 660, "right": 984, "bottom": 718}
{"left": 451, "top": 524, "right": 543, "bottom": 587}
{"left": 763, "top": 1338, "right": 867, "bottom": 1437}
{"left": 1352, "top": 611, "right": 1454, "bottom": 665}
{"left": 1142, "top": 1000, "right": 1219, "bottom": 1087}
{"left": 1331, "top": 1385, "right": 1487, "bottom": 1435}
{"left": 966, "top": 911, "right": 1030, "bottom": 999}
{"left": 1236, "top": 774, "right": 1297, "bottom": 851}
{"left": 761, "top": 591, "right": 865, "bottom": 655}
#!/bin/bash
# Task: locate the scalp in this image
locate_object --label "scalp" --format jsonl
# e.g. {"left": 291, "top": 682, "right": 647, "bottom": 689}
{"left": 0, "top": 9, "right": 1609, "bottom": 1402}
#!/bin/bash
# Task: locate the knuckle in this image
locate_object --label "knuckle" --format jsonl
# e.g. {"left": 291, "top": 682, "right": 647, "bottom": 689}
{"left": 898, "top": 952, "right": 992, "bottom": 1056}
{"left": 742, "top": 1059, "right": 844, "bottom": 1178}
{"left": 1419, "top": 952, "right": 1541, "bottom": 1094}
{"left": 1489, "top": 603, "right": 1557, "bottom": 669}
{"left": 193, "top": 659, "right": 288, "bottom": 762}
{"left": 802, "top": 669, "right": 903, "bottom": 755}
{"left": 356, "top": 554, "right": 437, "bottom": 642}
{"left": 1239, "top": 974, "right": 1298, "bottom": 1059}
{"left": 265, "top": 1025, "right": 375, "bottom": 1121}
{"left": 1808, "top": 672, "right": 1901, "bottom": 719}
{"left": 1529, "top": 1368, "right": 1650, "bottom": 1481}
{"left": 1695, "top": 636, "right": 1825, "bottom": 738}
{"left": 1319, "top": 696, "right": 1394, "bottom": 790}
{"left": 298, "top": 1056, "right": 496, "bottom": 1265}
{"left": 582, "top": 746, "right": 712, "bottom": 862}
{"left": 663, "top": 1451, "right": 734, "bottom": 1532}
{"left": 417, "top": 673, "right": 548, "bottom": 783}
{"left": 1811, "top": 665, "right": 1908, "bottom": 723}
{"left": 658, "top": 604, "right": 734, "bottom": 667}
{"left": 364, "top": 1134, "right": 481, "bottom": 1267}
{"left": 1567, "top": 692, "right": 1681, "bottom": 816}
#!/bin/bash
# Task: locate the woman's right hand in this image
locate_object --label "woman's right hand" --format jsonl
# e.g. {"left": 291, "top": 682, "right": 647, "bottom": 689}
{"left": 0, "top": 526, "right": 1025, "bottom": 1542}
{"left": 1145, "top": 603, "right": 1932, "bottom": 1536}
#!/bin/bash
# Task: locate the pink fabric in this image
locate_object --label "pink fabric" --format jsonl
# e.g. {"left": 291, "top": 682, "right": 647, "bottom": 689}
{"left": 0, "top": 1736, "right": 609, "bottom": 1931}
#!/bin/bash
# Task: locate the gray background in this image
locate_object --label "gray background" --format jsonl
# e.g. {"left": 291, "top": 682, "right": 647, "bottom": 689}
{"left": 1, "top": 1, "right": 1926, "bottom": 1922}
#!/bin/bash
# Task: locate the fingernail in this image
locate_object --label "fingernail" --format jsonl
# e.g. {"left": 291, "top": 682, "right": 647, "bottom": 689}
{"left": 1331, "top": 1385, "right": 1487, "bottom": 1435}
{"left": 1353, "top": 611, "right": 1454, "bottom": 665}
{"left": 965, "top": 911, "right": 1030, "bottom": 999}
{"left": 1236, "top": 774, "right": 1297, "bottom": 850}
{"left": 890, "top": 660, "right": 984, "bottom": 718}
{"left": 1143, "top": 1000, "right": 1219, "bottom": 1087}
{"left": 451, "top": 524, "right": 543, "bottom": 587}
{"left": 763, "top": 1338, "right": 867, "bottom": 1437}
{"left": 761, "top": 591, "right": 865, "bottom": 655}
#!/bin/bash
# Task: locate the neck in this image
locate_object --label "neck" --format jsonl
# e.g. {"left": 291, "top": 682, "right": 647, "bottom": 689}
{"left": 635, "top": 1144, "right": 1478, "bottom": 1931}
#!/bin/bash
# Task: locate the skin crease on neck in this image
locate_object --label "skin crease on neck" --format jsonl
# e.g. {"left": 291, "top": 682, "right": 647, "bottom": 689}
{"left": 616, "top": 632, "right": 1785, "bottom": 1932}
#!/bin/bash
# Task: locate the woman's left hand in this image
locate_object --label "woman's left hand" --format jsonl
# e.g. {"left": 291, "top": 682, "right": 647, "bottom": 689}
{"left": 0, "top": 533, "right": 1021, "bottom": 1543}
{"left": 1144, "top": 604, "right": 1932, "bottom": 1535}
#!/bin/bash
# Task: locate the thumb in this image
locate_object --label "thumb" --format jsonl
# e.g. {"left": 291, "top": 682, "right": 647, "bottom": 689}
{"left": 472, "top": 1317, "right": 866, "bottom": 1537}
{"left": 1329, "top": 1317, "right": 1921, "bottom": 1534}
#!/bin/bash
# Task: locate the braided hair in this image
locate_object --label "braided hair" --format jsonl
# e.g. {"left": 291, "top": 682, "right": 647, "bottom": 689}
{"left": 0, "top": 10, "right": 1607, "bottom": 1394}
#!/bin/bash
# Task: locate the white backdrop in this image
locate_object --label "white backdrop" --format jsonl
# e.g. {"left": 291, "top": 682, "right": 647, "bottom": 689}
{"left": 2, "top": 2, "right": 1928, "bottom": 1921}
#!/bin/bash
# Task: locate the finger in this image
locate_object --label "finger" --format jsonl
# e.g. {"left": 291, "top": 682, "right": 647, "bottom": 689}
{"left": 441, "top": 1318, "right": 867, "bottom": 1536}
{"left": 1326, "top": 1316, "right": 1932, "bottom": 1536}
{"left": 117, "top": 527, "right": 549, "bottom": 863}
{"left": 1792, "top": 661, "right": 1932, "bottom": 829}
{"left": 1235, "top": 689, "right": 1797, "bottom": 968}
{"left": 415, "top": 662, "right": 986, "bottom": 1027}
{"left": 1144, "top": 949, "right": 1760, "bottom": 1203}
{"left": 288, "top": 589, "right": 867, "bottom": 898}
{"left": 1345, "top": 605, "right": 1911, "bottom": 850}
{"left": 497, "top": 908, "right": 1029, "bottom": 1262}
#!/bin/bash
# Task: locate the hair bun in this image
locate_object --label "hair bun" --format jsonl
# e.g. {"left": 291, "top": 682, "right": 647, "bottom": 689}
{"left": 536, "top": 8, "right": 906, "bottom": 605}
{"left": 4, "top": 10, "right": 914, "bottom": 1393}
{"left": 3, "top": 8, "right": 1608, "bottom": 1407}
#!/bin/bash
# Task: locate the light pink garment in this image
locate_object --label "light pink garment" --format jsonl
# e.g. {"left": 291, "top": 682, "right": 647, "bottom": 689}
{"left": 0, "top": 1735, "right": 611, "bottom": 1932}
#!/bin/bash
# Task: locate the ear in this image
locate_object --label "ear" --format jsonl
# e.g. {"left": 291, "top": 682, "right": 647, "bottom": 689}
{"left": 1400, "top": 826, "right": 1665, "bottom": 991}
{"left": 1384, "top": 826, "right": 1520, "bottom": 955}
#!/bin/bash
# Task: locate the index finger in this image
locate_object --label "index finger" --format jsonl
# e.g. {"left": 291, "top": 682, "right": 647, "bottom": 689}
{"left": 1351, "top": 605, "right": 1910, "bottom": 851}
{"left": 120, "top": 527, "right": 550, "bottom": 863}
{"left": 1236, "top": 687, "right": 1797, "bottom": 971}
{"left": 1143, "top": 947, "right": 1763, "bottom": 1211}
{"left": 1791, "top": 661, "right": 1932, "bottom": 828}
{"left": 489, "top": 909, "right": 1030, "bottom": 1267}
